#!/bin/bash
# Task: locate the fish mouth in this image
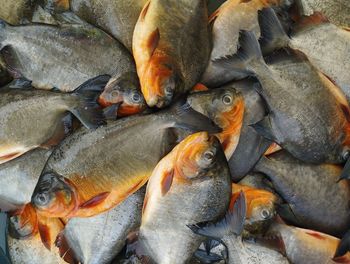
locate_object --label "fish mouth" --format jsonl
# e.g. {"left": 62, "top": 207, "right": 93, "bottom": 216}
{"left": 8, "top": 204, "right": 38, "bottom": 239}
{"left": 98, "top": 92, "right": 124, "bottom": 107}
{"left": 118, "top": 104, "right": 145, "bottom": 116}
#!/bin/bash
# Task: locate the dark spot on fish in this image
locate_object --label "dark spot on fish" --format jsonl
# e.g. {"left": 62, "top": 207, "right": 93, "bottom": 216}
{"left": 305, "top": 231, "right": 325, "bottom": 240}
{"left": 79, "top": 192, "right": 110, "bottom": 209}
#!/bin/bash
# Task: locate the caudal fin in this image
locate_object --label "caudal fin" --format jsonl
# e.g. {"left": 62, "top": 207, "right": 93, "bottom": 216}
{"left": 187, "top": 191, "right": 246, "bottom": 239}
{"left": 258, "top": 8, "right": 290, "bottom": 54}
{"left": 71, "top": 75, "right": 110, "bottom": 129}
{"left": 164, "top": 97, "right": 221, "bottom": 134}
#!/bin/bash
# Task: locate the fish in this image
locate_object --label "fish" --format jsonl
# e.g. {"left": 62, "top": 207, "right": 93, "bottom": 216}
{"left": 139, "top": 132, "right": 232, "bottom": 263}
{"left": 70, "top": 0, "right": 148, "bottom": 52}
{"left": 0, "top": 0, "right": 35, "bottom": 25}
{"left": 31, "top": 98, "right": 220, "bottom": 220}
{"left": 133, "top": 0, "right": 210, "bottom": 107}
{"left": 0, "top": 75, "right": 108, "bottom": 164}
{"left": 262, "top": 222, "right": 350, "bottom": 264}
{"left": 295, "top": 0, "right": 350, "bottom": 27}
{"left": 200, "top": 0, "right": 281, "bottom": 87}
{"left": 0, "top": 148, "right": 51, "bottom": 209}
{"left": 186, "top": 85, "right": 245, "bottom": 160}
{"left": 0, "top": 21, "right": 135, "bottom": 92}
{"left": 228, "top": 30, "right": 350, "bottom": 165}
{"left": 259, "top": 8, "right": 350, "bottom": 105}
{"left": 254, "top": 151, "right": 350, "bottom": 236}
{"left": 55, "top": 188, "right": 145, "bottom": 264}
{"left": 231, "top": 183, "right": 277, "bottom": 235}
{"left": 98, "top": 73, "right": 147, "bottom": 117}
{"left": 223, "top": 79, "right": 272, "bottom": 181}
{"left": 189, "top": 192, "right": 289, "bottom": 264}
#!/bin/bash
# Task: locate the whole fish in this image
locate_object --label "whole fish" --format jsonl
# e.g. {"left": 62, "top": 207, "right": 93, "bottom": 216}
{"left": 259, "top": 8, "right": 350, "bottom": 105}
{"left": 98, "top": 73, "right": 147, "bottom": 117}
{"left": 262, "top": 222, "right": 350, "bottom": 264}
{"left": 189, "top": 192, "right": 289, "bottom": 264}
{"left": 0, "top": 0, "right": 35, "bottom": 25}
{"left": 8, "top": 234, "right": 66, "bottom": 264}
{"left": 139, "top": 132, "right": 232, "bottom": 263}
{"left": 296, "top": 0, "right": 350, "bottom": 27}
{"left": 201, "top": 0, "right": 280, "bottom": 87}
{"left": 229, "top": 31, "right": 350, "bottom": 165}
{"left": 255, "top": 151, "right": 350, "bottom": 235}
{"left": 0, "top": 21, "right": 135, "bottom": 92}
{"left": 70, "top": 0, "right": 148, "bottom": 52}
{"left": 0, "top": 148, "right": 51, "bottom": 209}
{"left": 56, "top": 188, "right": 145, "bottom": 264}
{"left": 133, "top": 0, "right": 210, "bottom": 107}
{"left": 31, "top": 99, "right": 219, "bottom": 220}
{"left": 0, "top": 76, "right": 107, "bottom": 164}
{"left": 232, "top": 184, "right": 277, "bottom": 235}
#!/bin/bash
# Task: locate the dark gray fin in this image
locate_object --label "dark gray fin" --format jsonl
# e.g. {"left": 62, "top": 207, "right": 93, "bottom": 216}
{"left": 53, "top": 12, "right": 90, "bottom": 26}
{"left": 8, "top": 78, "right": 32, "bottom": 89}
{"left": 250, "top": 116, "right": 277, "bottom": 143}
{"left": 276, "top": 203, "right": 301, "bottom": 225}
{"left": 103, "top": 103, "right": 121, "bottom": 121}
{"left": 334, "top": 230, "right": 350, "bottom": 260}
{"left": 31, "top": 5, "right": 59, "bottom": 25}
{"left": 71, "top": 75, "right": 111, "bottom": 129}
{"left": 258, "top": 8, "right": 290, "bottom": 54}
{"left": 55, "top": 231, "right": 80, "bottom": 264}
{"left": 194, "top": 249, "right": 223, "bottom": 264}
{"left": 187, "top": 191, "right": 246, "bottom": 240}
{"left": 163, "top": 97, "right": 222, "bottom": 134}
{"left": 0, "top": 46, "right": 24, "bottom": 79}
{"left": 337, "top": 157, "right": 350, "bottom": 182}
{"left": 204, "top": 239, "right": 221, "bottom": 254}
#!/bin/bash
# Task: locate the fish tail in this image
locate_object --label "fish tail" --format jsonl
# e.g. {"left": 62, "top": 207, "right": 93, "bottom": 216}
{"left": 71, "top": 74, "right": 111, "bottom": 129}
{"left": 187, "top": 191, "right": 246, "bottom": 239}
{"left": 258, "top": 7, "right": 290, "bottom": 54}
{"left": 163, "top": 97, "right": 222, "bottom": 134}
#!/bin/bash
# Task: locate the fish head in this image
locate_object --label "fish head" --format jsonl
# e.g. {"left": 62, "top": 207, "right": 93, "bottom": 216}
{"left": 142, "top": 56, "right": 182, "bottom": 108}
{"left": 98, "top": 75, "right": 146, "bottom": 116}
{"left": 174, "top": 132, "right": 224, "bottom": 180}
{"left": 31, "top": 172, "right": 78, "bottom": 218}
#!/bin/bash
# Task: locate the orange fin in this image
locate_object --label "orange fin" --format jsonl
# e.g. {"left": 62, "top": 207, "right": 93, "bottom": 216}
{"left": 38, "top": 215, "right": 65, "bottom": 250}
{"left": 192, "top": 83, "right": 209, "bottom": 92}
{"left": 55, "top": 231, "right": 79, "bottom": 264}
{"left": 140, "top": 1, "right": 150, "bottom": 22}
{"left": 8, "top": 203, "right": 38, "bottom": 239}
{"left": 161, "top": 169, "right": 174, "bottom": 196}
{"left": 295, "top": 12, "right": 329, "bottom": 30}
{"left": 147, "top": 28, "right": 160, "bottom": 57}
{"left": 79, "top": 192, "right": 110, "bottom": 209}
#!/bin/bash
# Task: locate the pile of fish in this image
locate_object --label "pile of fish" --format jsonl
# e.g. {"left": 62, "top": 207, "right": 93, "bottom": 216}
{"left": 0, "top": 0, "right": 349, "bottom": 263}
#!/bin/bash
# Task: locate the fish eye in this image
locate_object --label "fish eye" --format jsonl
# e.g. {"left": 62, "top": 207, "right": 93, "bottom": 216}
{"left": 204, "top": 150, "right": 214, "bottom": 161}
{"left": 33, "top": 192, "right": 50, "bottom": 207}
{"left": 222, "top": 94, "right": 233, "bottom": 105}
{"left": 260, "top": 208, "right": 271, "bottom": 219}
{"left": 342, "top": 150, "right": 350, "bottom": 161}
{"left": 111, "top": 90, "right": 118, "bottom": 97}
{"left": 132, "top": 92, "right": 142, "bottom": 103}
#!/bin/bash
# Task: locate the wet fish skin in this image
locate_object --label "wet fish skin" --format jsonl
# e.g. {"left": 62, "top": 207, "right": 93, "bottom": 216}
{"left": 0, "top": 22, "right": 135, "bottom": 92}
{"left": 296, "top": 0, "right": 350, "bottom": 27}
{"left": 201, "top": 0, "right": 280, "bottom": 87}
{"left": 264, "top": 223, "right": 350, "bottom": 264}
{"left": 57, "top": 188, "right": 145, "bottom": 264}
{"left": 140, "top": 132, "right": 232, "bottom": 264}
{"left": 0, "top": 148, "right": 51, "bottom": 208}
{"left": 255, "top": 151, "right": 350, "bottom": 236}
{"left": 70, "top": 0, "right": 148, "bottom": 52}
{"left": 133, "top": 0, "right": 210, "bottom": 108}
{"left": 31, "top": 100, "right": 220, "bottom": 219}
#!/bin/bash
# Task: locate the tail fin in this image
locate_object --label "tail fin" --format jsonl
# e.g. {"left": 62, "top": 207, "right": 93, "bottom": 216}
{"left": 258, "top": 8, "right": 290, "bottom": 54}
{"left": 163, "top": 97, "right": 221, "bottom": 134}
{"left": 71, "top": 75, "right": 110, "bottom": 129}
{"left": 187, "top": 191, "right": 246, "bottom": 239}
{"left": 334, "top": 230, "right": 350, "bottom": 260}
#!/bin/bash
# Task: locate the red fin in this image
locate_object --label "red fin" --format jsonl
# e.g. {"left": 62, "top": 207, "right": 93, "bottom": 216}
{"left": 333, "top": 256, "right": 350, "bottom": 264}
{"left": 55, "top": 231, "right": 79, "bottom": 264}
{"left": 79, "top": 192, "right": 110, "bottom": 209}
{"left": 38, "top": 215, "right": 65, "bottom": 250}
{"left": 147, "top": 28, "right": 160, "bottom": 57}
{"left": 161, "top": 169, "right": 174, "bottom": 196}
{"left": 296, "top": 12, "right": 329, "bottom": 30}
{"left": 305, "top": 231, "right": 326, "bottom": 240}
{"left": 192, "top": 83, "right": 209, "bottom": 92}
{"left": 140, "top": 1, "right": 150, "bottom": 21}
